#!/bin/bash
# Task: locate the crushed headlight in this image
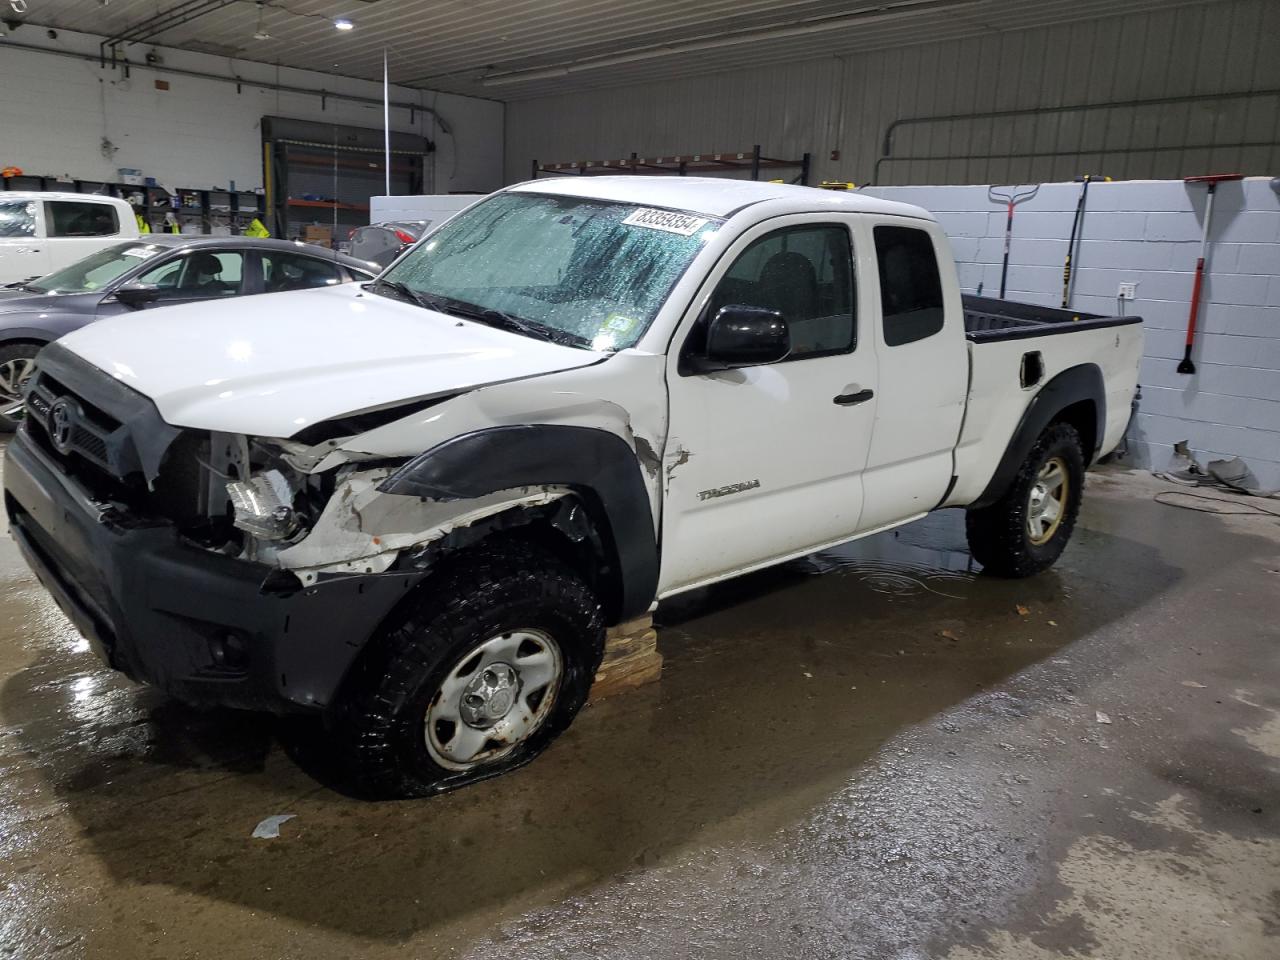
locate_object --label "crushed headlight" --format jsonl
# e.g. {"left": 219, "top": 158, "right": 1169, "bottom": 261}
{"left": 226, "top": 469, "right": 299, "bottom": 540}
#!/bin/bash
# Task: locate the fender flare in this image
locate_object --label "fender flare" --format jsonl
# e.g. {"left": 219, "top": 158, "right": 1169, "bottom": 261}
{"left": 970, "top": 363, "right": 1106, "bottom": 509}
{"left": 379, "top": 424, "right": 658, "bottom": 622}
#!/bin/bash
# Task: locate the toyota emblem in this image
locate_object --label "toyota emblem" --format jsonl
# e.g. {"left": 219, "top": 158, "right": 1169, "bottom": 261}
{"left": 48, "top": 398, "right": 74, "bottom": 453}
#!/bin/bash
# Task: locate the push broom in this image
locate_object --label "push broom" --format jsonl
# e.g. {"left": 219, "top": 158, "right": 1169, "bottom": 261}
{"left": 1177, "top": 174, "right": 1243, "bottom": 374}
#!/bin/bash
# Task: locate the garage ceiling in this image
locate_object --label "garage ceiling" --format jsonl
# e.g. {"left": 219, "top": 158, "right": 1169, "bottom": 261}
{"left": 13, "top": 0, "right": 1230, "bottom": 101}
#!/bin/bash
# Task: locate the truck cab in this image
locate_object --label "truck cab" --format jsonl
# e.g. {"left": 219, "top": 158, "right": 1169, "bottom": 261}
{"left": 0, "top": 193, "right": 139, "bottom": 287}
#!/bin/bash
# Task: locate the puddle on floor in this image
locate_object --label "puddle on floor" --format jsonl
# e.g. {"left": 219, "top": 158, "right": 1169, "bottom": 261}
{"left": 799, "top": 510, "right": 979, "bottom": 599}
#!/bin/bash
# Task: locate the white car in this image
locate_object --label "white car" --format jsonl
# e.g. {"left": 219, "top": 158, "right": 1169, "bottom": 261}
{"left": 0, "top": 193, "right": 140, "bottom": 287}
{"left": 5, "top": 176, "right": 1142, "bottom": 798}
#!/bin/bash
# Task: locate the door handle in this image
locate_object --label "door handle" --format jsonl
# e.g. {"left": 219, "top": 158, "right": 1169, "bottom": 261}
{"left": 833, "top": 389, "right": 874, "bottom": 406}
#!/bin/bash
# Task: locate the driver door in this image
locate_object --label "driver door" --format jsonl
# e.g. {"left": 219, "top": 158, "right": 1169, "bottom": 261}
{"left": 659, "top": 215, "right": 880, "bottom": 595}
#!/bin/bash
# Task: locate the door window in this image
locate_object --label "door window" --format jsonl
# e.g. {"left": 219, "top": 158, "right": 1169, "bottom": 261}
{"left": 0, "top": 200, "right": 37, "bottom": 238}
{"left": 873, "top": 225, "right": 944, "bottom": 346}
{"left": 705, "top": 224, "right": 855, "bottom": 360}
{"left": 139, "top": 251, "right": 244, "bottom": 299}
{"left": 44, "top": 201, "right": 120, "bottom": 238}
{"left": 260, "top": 252, "right": 344, "bottom": 292}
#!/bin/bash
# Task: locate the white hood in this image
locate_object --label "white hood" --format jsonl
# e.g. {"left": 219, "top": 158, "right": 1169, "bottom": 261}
{"left": 58, "top": 284, "right": 603, "bottom": 437}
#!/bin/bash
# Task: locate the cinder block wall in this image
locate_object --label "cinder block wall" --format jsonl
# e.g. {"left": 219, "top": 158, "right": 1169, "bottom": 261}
{"left": 863, "top": 179, "right": 1280, "bottom": 489}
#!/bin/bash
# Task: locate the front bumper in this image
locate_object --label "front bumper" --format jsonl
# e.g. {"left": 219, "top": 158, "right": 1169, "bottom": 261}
{"left": 4, "top": 429, "right": 424, "bottom": 712}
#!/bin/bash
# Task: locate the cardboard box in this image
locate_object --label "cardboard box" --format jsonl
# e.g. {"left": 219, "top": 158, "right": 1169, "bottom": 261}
{"left": 303, "top": 225, "right": 332, "bottom": 247}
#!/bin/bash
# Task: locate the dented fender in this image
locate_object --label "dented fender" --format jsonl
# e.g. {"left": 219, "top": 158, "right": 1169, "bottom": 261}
{"left": 277, "top": 472, "right": 572, "bottom": 582}
{"left": 308, "top": 350, "right": 668, "bottom": 535}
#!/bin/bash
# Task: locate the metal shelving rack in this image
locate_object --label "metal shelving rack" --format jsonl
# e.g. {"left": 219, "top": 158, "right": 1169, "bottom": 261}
{"left": 531, "top": 144, "right": 811, "bottom": 185}
{"left": 262, "top": 116, "right": 432, "bottom": 245}
{"left": 0, "top": 177, "right": 265, "bottom": 235}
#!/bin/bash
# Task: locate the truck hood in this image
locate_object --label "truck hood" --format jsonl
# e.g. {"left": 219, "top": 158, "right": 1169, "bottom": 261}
{"left": 57, "top": 284, "right": 604, "bottom": 437}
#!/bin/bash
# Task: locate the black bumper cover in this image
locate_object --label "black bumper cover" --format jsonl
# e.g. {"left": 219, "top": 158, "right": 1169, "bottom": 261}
{"left": 4, "top": 430, "right": 424, "bottom": 712}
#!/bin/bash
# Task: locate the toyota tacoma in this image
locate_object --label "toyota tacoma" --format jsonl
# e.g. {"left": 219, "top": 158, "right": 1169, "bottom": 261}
{"left": 4, "top": 177, "right": 1142, "bottom": 797}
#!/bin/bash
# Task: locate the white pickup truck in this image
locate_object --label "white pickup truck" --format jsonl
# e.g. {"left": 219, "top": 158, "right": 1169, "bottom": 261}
{"left": 0, "top": 193, "right": 140, "bottom": 286}
{"left": 4, "top": 177, "right": 1142, "bottom": 797}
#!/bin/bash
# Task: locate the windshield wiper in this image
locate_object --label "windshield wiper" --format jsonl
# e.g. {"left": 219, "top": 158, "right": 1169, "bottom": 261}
{"left": 367, "top": 277, "right": 447, "bottom": 312}
{"left": 449, "top": 303, "right": 546, "bottom": 339}
{"left": 367, "top": 280, "right": 585, "bottom": 348}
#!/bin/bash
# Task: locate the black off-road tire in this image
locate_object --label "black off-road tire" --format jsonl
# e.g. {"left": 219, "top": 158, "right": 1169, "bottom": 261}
{"left": 965, "top": 422, "right": 1086, "bottom": 578}
{"left": 334, "top": 539, "right": 605, "bottom": 799}
{"left": 0, "top": 341, "right": 41, "bottom": 433}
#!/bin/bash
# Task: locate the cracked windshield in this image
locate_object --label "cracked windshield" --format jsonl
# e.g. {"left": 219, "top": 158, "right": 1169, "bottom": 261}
{"left": 380, "top": 192, "right": 720, "bottom": 351}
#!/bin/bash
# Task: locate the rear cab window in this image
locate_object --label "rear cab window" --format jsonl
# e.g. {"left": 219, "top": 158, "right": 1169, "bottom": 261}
{"left": 873, "top": 224, "right": 944, "bottom": 346}
{"left": 43, "top": 200, "right": 120, "bottom": 238}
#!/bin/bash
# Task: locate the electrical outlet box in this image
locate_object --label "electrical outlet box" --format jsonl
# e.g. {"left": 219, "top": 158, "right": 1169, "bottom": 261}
{"left": 1118, "top": 282, "right": 1137, "bottom": 300}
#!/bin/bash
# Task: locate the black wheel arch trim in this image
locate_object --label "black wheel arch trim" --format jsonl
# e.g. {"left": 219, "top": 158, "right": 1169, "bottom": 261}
{"left": 378, "top": 424, "right": 658, "bottom": 624}
{"left": 970, "top": 363, "right": 1105, "bottom": 510}
{"left": 0, "top": 328, "right": 56, "bottom": 346}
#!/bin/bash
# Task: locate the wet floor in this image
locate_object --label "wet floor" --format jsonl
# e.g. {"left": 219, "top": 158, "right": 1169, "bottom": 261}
{"left": 1, "top": 463, "right": 1278, "bottom": 959}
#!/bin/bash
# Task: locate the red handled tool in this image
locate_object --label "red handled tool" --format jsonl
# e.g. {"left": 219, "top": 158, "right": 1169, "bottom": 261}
{"left": 988, "top": 183, "right": 1040, "bottom": 299}
{"left": 1178, "top": 173, "right": 1244, "bottom": 374}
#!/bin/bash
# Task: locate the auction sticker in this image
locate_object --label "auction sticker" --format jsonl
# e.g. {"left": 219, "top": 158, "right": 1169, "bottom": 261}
{"left": 622, "top": 208, "right": 709, "bottom": 236}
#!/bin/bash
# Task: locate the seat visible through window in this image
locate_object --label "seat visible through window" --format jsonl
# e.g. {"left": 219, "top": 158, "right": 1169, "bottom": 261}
{"left": 702, "top": 223, "right": 855, "bottom": 361}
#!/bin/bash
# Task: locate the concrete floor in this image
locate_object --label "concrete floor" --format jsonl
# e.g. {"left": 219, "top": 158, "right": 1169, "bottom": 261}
{"left": 1, "top": 462, "right": 1278, "bottom": 959}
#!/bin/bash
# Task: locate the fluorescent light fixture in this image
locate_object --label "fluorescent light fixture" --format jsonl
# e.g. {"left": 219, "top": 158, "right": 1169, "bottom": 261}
{"left": 333, "top": 17, "right": 354, "bottom": 31}
{"left": 253, "top": 1, "right": 270, "bottom": 40}
{"left": 481, "top": 0, "right": 983, "bottom": 86}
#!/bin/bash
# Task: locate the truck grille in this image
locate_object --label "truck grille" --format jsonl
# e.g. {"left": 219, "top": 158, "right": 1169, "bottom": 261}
{"left": 16, "top": 342, "right": 216, "bottom": 543}
{"left": 24, "top": 372, "right": 126, "bottom": 487}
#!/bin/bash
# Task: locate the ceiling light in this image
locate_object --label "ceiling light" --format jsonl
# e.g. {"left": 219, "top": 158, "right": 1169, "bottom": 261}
{"left": 333, "top": 17, "right": 354, "bottom": 31}
{"left": 253, "top": 1, "right": 270, "bottom": 40}
{"left": 481, "top": 0, "right": 983, "bottom": 86}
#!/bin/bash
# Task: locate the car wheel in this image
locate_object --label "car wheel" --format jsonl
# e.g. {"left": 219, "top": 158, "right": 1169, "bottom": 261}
{"left": 335, "top": 539, "right": 605, "bottom": 799}
{"left": 965, "top": 422, "right": 1086, "bottom": 578}
{"left": 0, "top": 342, "right": 41, "bottom": 433}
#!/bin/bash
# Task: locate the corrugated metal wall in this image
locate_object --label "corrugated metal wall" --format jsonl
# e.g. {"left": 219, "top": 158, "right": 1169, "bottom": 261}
{"left": 505, "top": 0, "right": 1280, "bottom": 186}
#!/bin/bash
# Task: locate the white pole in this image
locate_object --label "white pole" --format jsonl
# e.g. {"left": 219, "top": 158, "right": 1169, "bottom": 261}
{"left": 383, "top": 48, "right": 391, "bottom": 197}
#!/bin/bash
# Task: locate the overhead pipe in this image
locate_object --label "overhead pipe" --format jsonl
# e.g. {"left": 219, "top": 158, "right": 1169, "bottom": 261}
{"left": 99, "top": 0, "right": 239, "bottom": 66}
{"left": 2, "top": 38, "right": 451, "bottom": 134}
{"left": 873, "top": 88, "right": 1280, "bottom": 183}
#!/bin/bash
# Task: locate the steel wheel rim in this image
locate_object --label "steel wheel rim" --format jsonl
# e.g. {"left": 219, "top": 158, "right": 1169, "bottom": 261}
{"left": 1027, "top": 456, "right": 1068, "bottom": 545}
{"left": 424, "top": 628, "right": 563, "bottom": 772}
{"left": 0, "top": 356, "right": 34, "bottom": 411}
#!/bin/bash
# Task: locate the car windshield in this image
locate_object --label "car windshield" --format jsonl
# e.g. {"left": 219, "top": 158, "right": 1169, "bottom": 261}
{"left": 378, "top": 192, "right": 720, "bottom": 350}
{"left": 26, "top": 242, "right": 168, "bottom": 294}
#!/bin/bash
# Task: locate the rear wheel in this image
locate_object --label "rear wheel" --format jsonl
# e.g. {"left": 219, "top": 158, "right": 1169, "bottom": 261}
{"left": 966, "top": 422, "right": 1085, "bottom": 577}
{"left": 335, "top": 539, "right": 605, "bottom": 798}
{"left": 0, "top": 342, "right": 41, "bottom": 433}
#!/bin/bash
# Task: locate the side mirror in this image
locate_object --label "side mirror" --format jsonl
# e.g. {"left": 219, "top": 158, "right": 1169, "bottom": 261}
{"left": 694, "top": 304, "right": 791, "bottom": 372}
{"left": 114, "top": 283, "right": 161, "bottom": 308}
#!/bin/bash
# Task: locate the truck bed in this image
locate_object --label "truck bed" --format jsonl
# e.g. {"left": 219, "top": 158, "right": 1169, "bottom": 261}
{"left": 963, "top": 294, "right": 1141, "bottom": 342}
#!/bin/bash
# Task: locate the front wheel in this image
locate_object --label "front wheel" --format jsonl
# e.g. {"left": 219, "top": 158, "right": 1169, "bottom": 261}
{"left": 965, "top": 422, "right": 1086, "bottom": 577}
{"left": 334, "top": 540, "right": 605, "bottom": 799}
{"left": 0, "top": 342, "right": 41, "bottom": 433}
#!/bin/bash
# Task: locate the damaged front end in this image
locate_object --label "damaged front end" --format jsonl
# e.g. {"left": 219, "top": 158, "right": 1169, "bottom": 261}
{"left": 144, "top": 431, "right": 575, "bottom": 587}
{"left": 20, "top": 344, "right": 576, "bottom": 595}
{"left": 8, "top": 352, "right": 594, "bottom": 712}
